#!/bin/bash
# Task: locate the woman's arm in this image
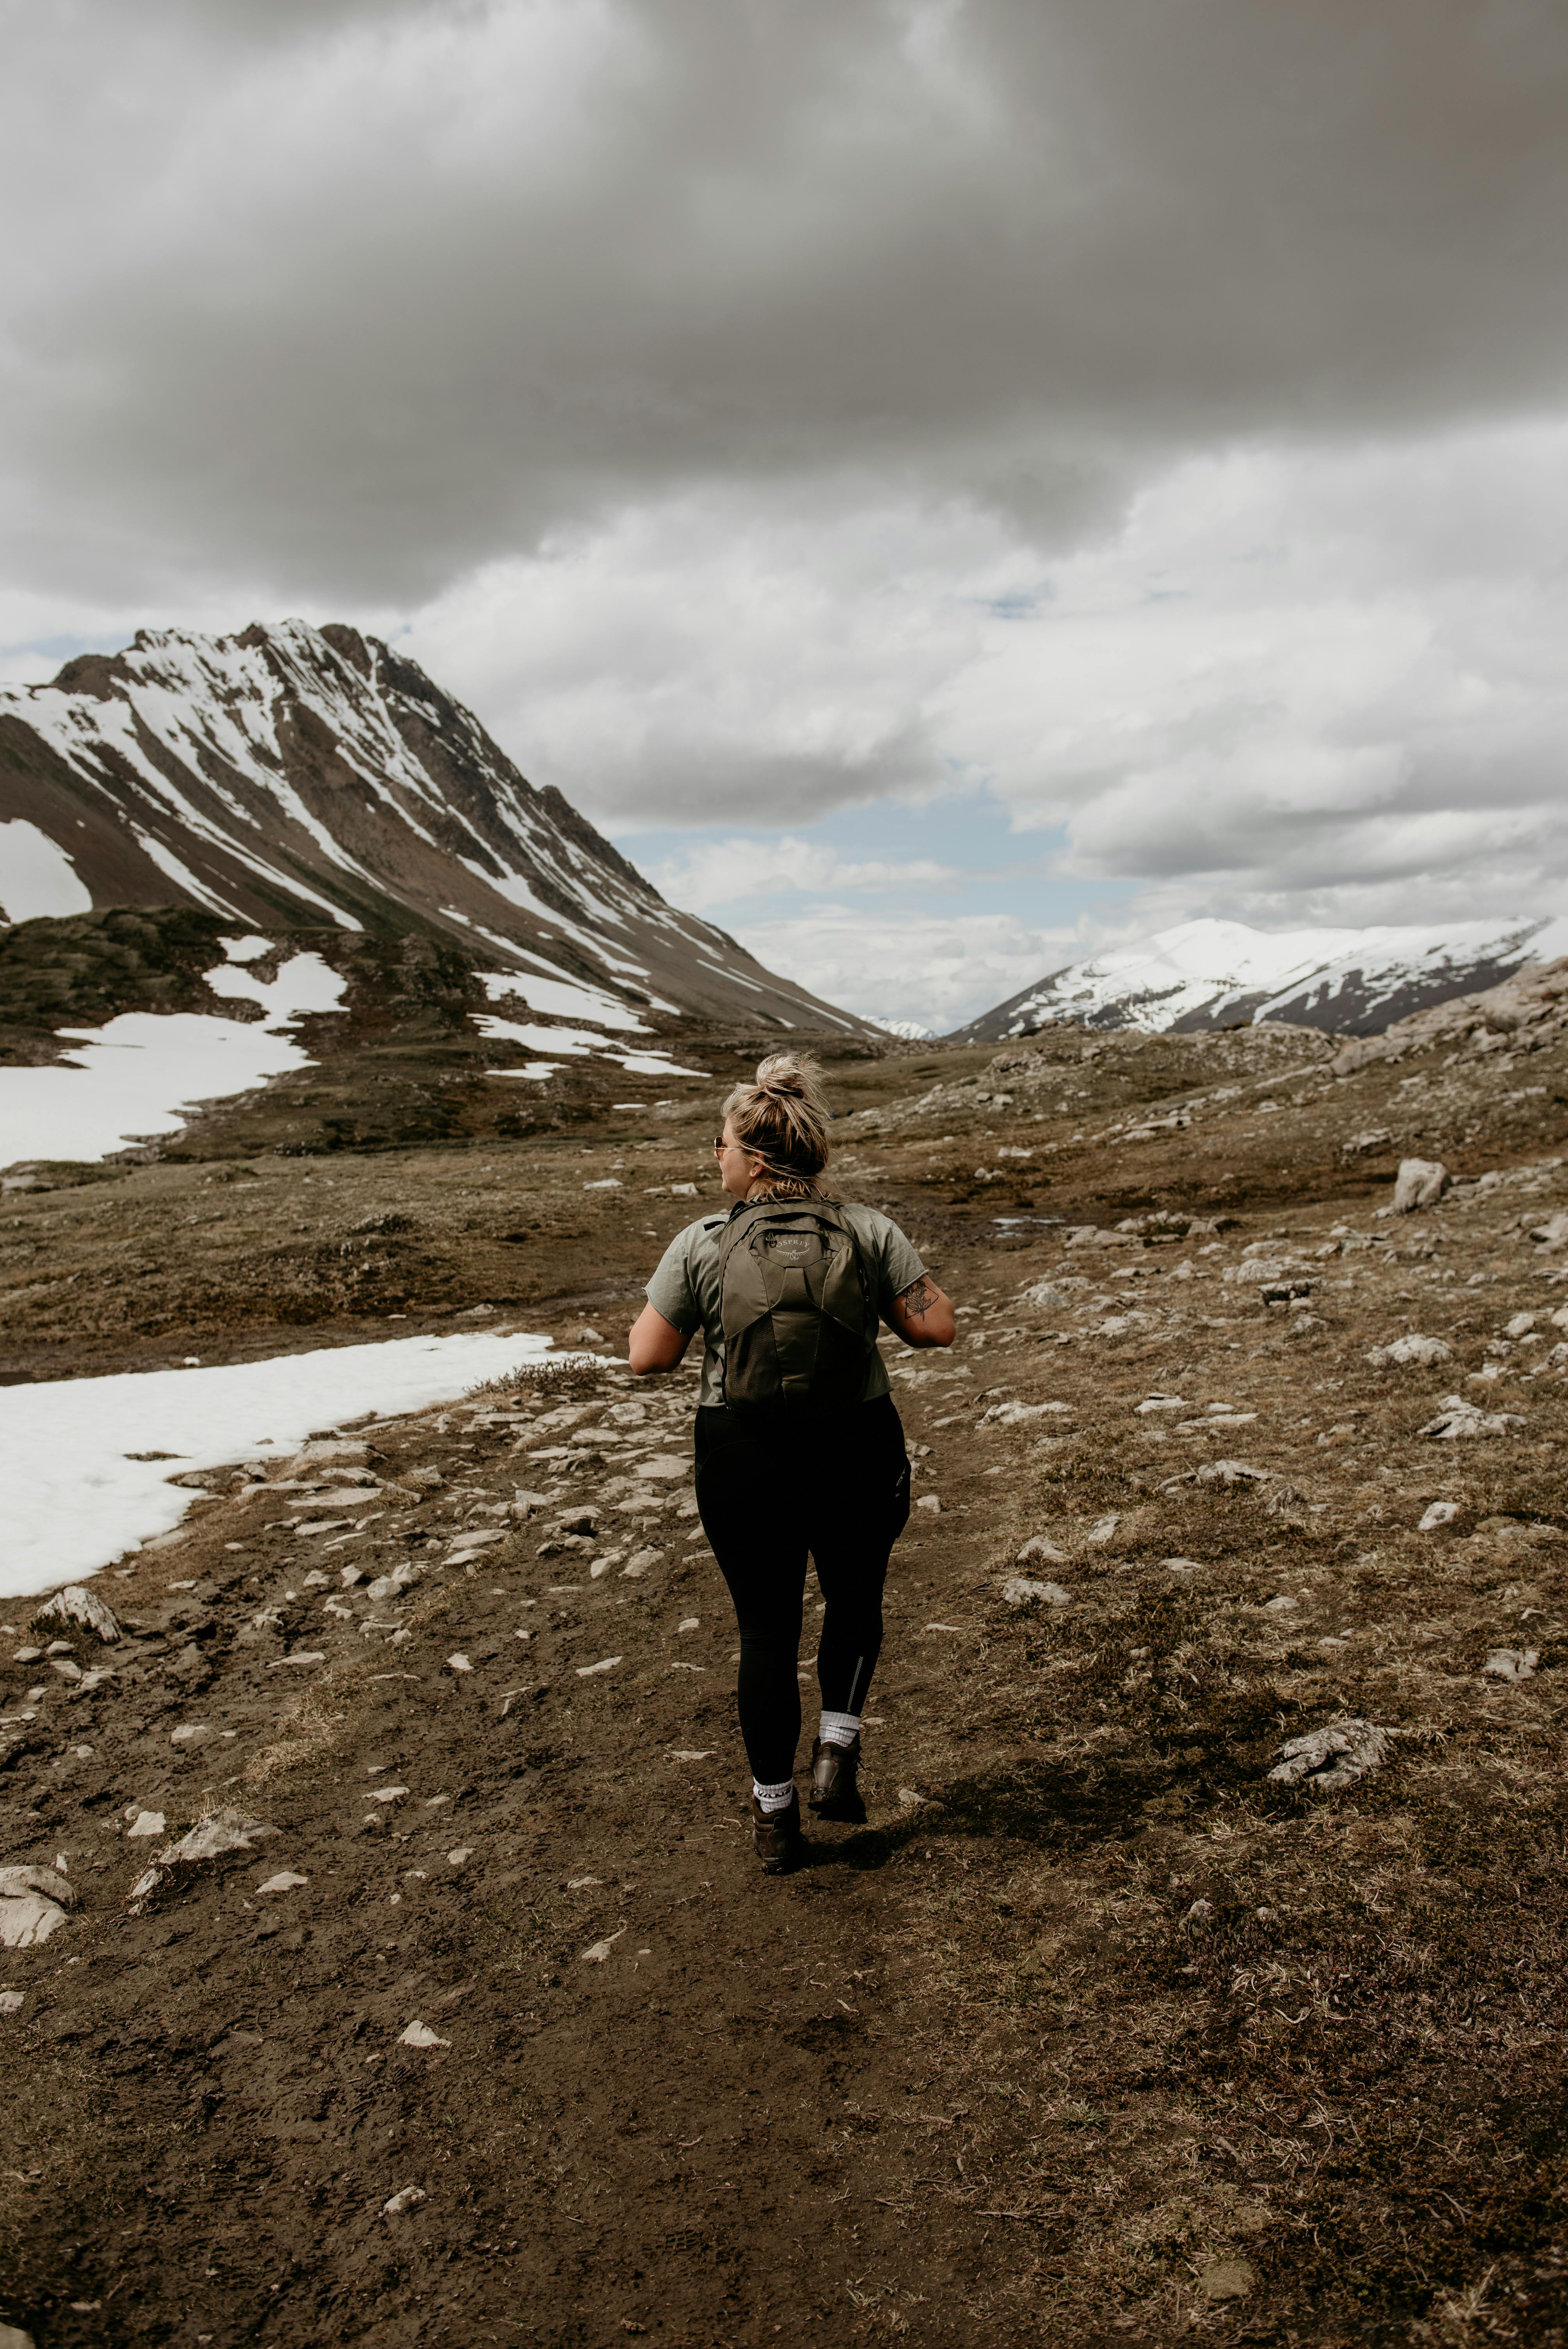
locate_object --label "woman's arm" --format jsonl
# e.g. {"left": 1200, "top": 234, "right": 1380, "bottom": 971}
{"left": 882, "top": 1271, "right": 956, "bottom": 1350}
{"left": 627, "top": 1301, "right": 694, "bottom": 1374}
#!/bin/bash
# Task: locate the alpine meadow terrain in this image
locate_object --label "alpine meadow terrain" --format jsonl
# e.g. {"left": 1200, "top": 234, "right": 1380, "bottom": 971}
{"left": 6, "top": 954, "right": 1568, "bottom": 2347}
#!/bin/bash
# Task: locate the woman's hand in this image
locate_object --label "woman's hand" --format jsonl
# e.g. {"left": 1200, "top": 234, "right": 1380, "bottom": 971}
{"left": 627, "top": 1302, "right": 692, "bottom": 1374}
{"left": 883, "top": 1273, "right": 956, "bottom": 1349}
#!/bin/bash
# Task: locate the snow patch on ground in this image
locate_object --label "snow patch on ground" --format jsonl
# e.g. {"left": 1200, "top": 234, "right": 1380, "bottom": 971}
{"left": 477, "top": 967, "right": 649, "bottom": 1032}
{"left": 0, "top": 951, "right": 347, "bottom": 1169}
{"left": 0, "top": 1328, "right": 559, "bottom": 1599}
{"left": 473, "top": 1011, "right": 705, "bottom": 1078}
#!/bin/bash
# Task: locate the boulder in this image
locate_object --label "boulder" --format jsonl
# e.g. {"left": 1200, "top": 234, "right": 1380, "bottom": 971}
{"left": 1393, "top": 1158, "right": 1450, "bottom": 1214}
{"left": 0, "top": 1864, "right": 76, "bottom": 1949}
{"left": 31, "top": 1585, "right": 122, "bottom": 1644}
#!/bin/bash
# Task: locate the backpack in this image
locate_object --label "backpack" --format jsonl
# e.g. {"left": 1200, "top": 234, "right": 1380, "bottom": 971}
{"left": 715, "top": 1198, "right": 878, "bottom": 1412}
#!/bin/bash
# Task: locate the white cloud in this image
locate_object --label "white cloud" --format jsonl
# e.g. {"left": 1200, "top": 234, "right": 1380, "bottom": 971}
{"left": 7, "top": 4, "right": 1568, "bottom": 1034}
{"left": 644, "top": 835, "right": 952, "bottom": 911}
{"left": 732, "top": 903, "right": 1082, "bottom": 1038}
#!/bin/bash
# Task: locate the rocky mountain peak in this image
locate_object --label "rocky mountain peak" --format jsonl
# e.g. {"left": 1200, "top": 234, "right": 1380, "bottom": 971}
{"left": 0, "top": 618, "right": 864, "bottom": 1034}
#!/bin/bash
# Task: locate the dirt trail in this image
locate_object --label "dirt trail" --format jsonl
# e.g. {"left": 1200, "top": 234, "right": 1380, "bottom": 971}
{"left": 7, "top": 1023, "right": 1568, "bottom": 2343}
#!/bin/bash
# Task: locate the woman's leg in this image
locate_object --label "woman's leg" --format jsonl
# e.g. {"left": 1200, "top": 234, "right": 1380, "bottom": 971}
{"left": 694, "top": 1410, "right": 810, "bottom": 1786}
{"left": 807, "top": 1398, "right": 911, "bottom": 1720}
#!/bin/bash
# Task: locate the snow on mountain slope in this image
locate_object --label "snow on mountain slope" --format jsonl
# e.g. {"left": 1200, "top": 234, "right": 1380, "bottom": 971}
{"left": 953, "top": 914, "right": 1568, "bottom": 1041}
{"left": 0, "top": 621, "right": 865, "bottom": 1034}
{"left": 0, "top": 933, "right": 348, "bottom": 1165}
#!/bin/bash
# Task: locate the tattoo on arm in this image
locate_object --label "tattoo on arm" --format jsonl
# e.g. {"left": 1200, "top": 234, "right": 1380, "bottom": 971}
{"left": 897, "top": 1274, "right": 937, "bottom": 1319}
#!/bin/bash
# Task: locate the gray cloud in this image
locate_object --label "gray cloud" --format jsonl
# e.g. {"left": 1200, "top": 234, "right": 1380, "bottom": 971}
{"left": 7, "top": 0, "right": 1568, "bottom": 604}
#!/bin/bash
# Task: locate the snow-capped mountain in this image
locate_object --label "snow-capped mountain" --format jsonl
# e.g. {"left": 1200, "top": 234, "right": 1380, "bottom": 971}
{"left": 953, "top": 914, "right": 1568, "bottom": 1041}
{"left": 0, "top": 621, "right": 867, "bottom": 1033}
{"left": 872, "top": 1018, "right": 936, "bottom": 1041}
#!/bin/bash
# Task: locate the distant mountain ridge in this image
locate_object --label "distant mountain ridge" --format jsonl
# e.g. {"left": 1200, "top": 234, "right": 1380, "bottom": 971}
{"left": 0, "top": 620, "right": 868, "bottom": 1034}
{"left": 953, "top": 915, "right": 1568, "bottom": 1041}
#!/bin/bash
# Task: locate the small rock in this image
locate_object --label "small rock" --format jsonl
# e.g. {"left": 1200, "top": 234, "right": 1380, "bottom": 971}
{"left": 633, "top": 1456, "right": 690, "bottom": 1482}
{"left": 1367, "top": 1334, "right": 1453, "bottom": 1368}
{"left": 1019, "top": 1282, "right": 1071, "bottom": 1311}
{"left": 1393, "top": 1158, "right": 1450, "bottom": 1214}
{"left": 576, "top": 1656, "right": 622, "bottom": 1677}
{"left": 621, "top": 1548, "right": 663, "bottom": 1578}
{"left": 446, "top": 1847, "right": 473, "bottom": 1866}
{"left": 1135, "top": 1395, "right": 1190, "bottom": 1414}
{"left": 0, "top": 1865, "right": 76, "bottom": 1949}
{"left": 1528, "top": 1211, "right": 1568, "bottom": 1249}
{"left": 32, "top": 1585, "right": 122, "bottom": 1644}
{"left": 1016, "top": 1535, "right": 1068, "bottom": 1566}
{"left": 151, "top": 1809, "right": 272, "bottom": 1872}
{"left": 1418, "top": 1501, "right": 1460, "bottom": 1531}
{"left": 1183, "top": 1898, "right": 1213, "bottom": 1925}
{"left": 0, "top": 1989, "right": 24, "bottom": 2014}
{"left": 257, "top": 1871, "right": 309, "bottom": 1893}
{"left": 581, "top": 1928, "right": 627, "bottom": 1963}
{"left": 1417, "top": 1394, "right": 1526, "bottom": 1440}
{"left": 1482, "top": 1648, "right": 1539, "bottom": 1682}
{"left": 398, "top": 2020, "right": 450, "bottom": 2048}
{"left": 365, "top": 1786, "right": 409, "bottom": 1803}
{"left": 168, "top": 1723, "right": 214, "bottom": 1746}
{"left": 981, "top": 1400, "right": 1073, "bottom": 1426}
{"left": 125, "top": 1811, "right": 166, "bottom": 1838}
{"left": 1269, "top": 1718, "right": 1396, "bottom": 1795}
{"left": 446, "top": 1654, "right": 473, "bottom": 1674}
{"left": 0, "top": 2322, "right": 38, "bottom": 2349}
{"left": 1001, "top": 1576, "right": 1070, "bottom": 1608}
{"left": 914, "top": 1494, "right": 941, "bottom": 1513}
{"left": 383, "top": 2184, "right": 427, "bottom": 2216}
{"left": 1085, "top": 1513, "right": 1120, "bottom": 1544}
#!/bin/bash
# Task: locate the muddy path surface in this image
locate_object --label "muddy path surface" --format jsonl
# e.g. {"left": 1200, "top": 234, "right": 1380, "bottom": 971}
{"left": 7, "top": 1023, "right": 1568, "bottom": 2345}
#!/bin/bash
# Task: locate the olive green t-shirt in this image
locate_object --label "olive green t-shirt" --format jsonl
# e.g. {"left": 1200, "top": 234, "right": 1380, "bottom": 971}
{"left": 645, "top": 1201, "right": 927, "bottom": 1409}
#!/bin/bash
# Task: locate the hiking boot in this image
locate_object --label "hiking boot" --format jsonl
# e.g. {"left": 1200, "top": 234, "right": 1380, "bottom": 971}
{"left": 809, "top": 1734, "right": 864, "bottom": 1821}
{"left": 750, "top": 1787, "right": 805, "bottom": 1873}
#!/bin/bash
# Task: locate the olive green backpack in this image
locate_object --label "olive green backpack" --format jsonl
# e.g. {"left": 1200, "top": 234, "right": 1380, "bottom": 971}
{"left": 715, "top": 1198, "right": 877, "bottom": 1412}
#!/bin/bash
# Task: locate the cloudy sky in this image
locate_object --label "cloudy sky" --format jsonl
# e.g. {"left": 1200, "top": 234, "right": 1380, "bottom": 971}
{"left": 5, "top": 0, "right": 1568, "bottom": 1029}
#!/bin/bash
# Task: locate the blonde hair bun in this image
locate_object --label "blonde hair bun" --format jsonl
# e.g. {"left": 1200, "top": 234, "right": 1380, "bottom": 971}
{"left": 722, "top": 1051, "right": 832, "bottom": 1196}
{"left": 754, "top": 1051, "right": 824, "bottom": 1097}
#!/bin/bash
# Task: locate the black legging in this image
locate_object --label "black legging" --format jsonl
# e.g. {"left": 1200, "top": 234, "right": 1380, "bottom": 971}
{"left": 693, "top": 1395, "right": 912, "bottom": 1785}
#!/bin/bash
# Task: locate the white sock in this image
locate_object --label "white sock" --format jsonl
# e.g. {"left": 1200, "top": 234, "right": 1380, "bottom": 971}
{"left": 753, "top": 1777, "right": 795, "bottom": 1813}
{"left": 819, "top": 1710, "right": 860, "bottom": 1748}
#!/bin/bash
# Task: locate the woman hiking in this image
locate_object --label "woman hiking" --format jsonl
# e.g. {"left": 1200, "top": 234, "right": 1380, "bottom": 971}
{"left": 627, "top": 1053, "right": 955, "bottom": 1872}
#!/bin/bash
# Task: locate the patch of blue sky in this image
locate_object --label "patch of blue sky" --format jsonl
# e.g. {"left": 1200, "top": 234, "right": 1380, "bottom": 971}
{"left": 608, "top": 787, "right": 1128, "bottom": 935}
{"left": 0, "top": 631, "right": 130, "bottom": 686}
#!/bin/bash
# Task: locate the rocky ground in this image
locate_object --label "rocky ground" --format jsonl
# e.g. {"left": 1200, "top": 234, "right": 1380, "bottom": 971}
{"left": 5, "top": 991, "right": 1568, "bottom": 2346}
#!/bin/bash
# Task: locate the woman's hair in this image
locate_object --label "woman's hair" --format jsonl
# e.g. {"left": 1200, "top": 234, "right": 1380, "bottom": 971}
{"left": 722, "top": 1052, "right": 833, "bottom": 1199}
